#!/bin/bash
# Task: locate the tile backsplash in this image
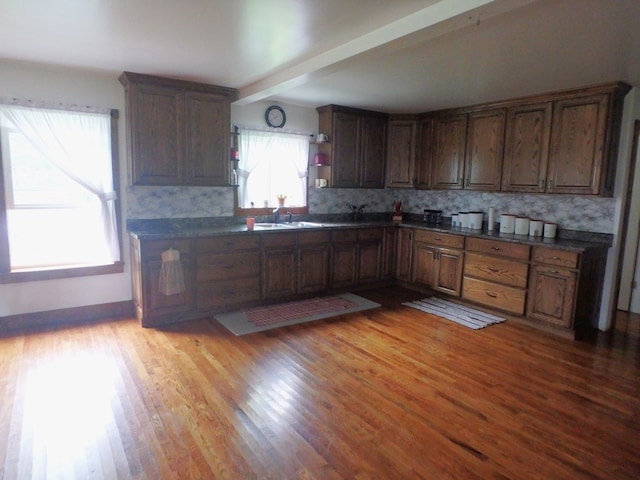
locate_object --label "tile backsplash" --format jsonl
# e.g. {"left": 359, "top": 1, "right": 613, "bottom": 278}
{"left": 127, "top": 186, "right": 617, "bottom": 234}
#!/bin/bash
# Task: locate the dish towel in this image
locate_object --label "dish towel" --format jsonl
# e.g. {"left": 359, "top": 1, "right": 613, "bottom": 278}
{"left": 158, "top": 248, "right": 185, "bottom": 296}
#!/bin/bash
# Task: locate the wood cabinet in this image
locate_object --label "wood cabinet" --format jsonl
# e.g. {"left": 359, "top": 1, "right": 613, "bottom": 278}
{"left": 412, "top": 230, "right": 464, "bottom": 296}
{"left": 357, "top": 228, "right": 384, "bottom": 284}
{"left": 431, "top": 113, "right": 467, "bottom": 190}
{"left": 501, "top": 102, "right": 553, "bottom": 192}
{"left": 196, "top": 235, "right": 261, "bottom": 310}
{"left": 395, "top": 228, "right": 414, "bottom": 282}
{"left": 464, "top": 109, "right": 505, "bottom": 191}
{"left": 298, "top": 230, "right": 330, "bottom": 294}
{"left": 119, "top": 71, "right": 237, "bottom": 186}
{"left": 385, "top": 117, "right": 417, "bottom": 188}
{"left": 329, "top": 229, "right": 359, "bottom": 288}
{"left": 262, "top": 232, "right": 298, "bottom": 300}
{"left": 381, "top": 227, "right": 397, "bottom": 280}
{"left": 415, "top": 116, "right": 435, "bottom": 189}
{"left": 130, "top": 238, "right": 195, "bottom": 328}
{"left": 462, "top": 237, "right": 530, "bottom": 315}
{"left": 317, "top": 105, "right": 388, "bottom": 188}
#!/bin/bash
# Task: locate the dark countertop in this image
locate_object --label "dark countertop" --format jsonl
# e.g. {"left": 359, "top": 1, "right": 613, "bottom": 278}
{"left": 128, "top": 215, "right": 612, "bottom": 253}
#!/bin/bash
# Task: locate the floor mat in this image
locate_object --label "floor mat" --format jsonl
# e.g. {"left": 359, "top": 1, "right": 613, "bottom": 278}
{"left": 403, "top": 297, "right": 505, "bottom": 330}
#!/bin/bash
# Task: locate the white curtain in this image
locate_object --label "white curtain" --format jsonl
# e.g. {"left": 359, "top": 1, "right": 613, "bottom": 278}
{"left": 0, "top": 104, "right": 120, "bottom": 263}
{"left": 237, "top": 128, "right": 309, "bottom": 208}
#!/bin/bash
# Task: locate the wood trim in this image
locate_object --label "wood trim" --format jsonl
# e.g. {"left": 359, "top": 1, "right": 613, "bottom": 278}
{"left": 118, "top": 71, "right": 238, "bottom": 99}
{"left": 0, "top": 261, "right": 125, "bottom": 284}
{"left": 0, "top": 300, "right": 134, "bottom": 334}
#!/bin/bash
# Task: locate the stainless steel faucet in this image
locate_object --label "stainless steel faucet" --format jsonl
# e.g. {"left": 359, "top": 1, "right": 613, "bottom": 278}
{"left": 273, "top": 207, "right": 280, "bottom": 223}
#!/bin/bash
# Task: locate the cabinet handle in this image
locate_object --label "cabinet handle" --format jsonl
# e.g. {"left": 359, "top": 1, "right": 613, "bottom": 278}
{"left": 434, "top": 237, "right": 442, "bottom": 241}
{"left": 488, "top": 267, "right": 499, "bottom": 273}
{"left": 549, "top": 269, "right": 558, "bottom": 274}
{"left": 486, "top": 292, "right": 498, "bottom": 298}
{"left": 551, "top": 256, "right": 561, "bottom": 260}
{"left": 492, "top": 246, "right": 501, "bottom": 251}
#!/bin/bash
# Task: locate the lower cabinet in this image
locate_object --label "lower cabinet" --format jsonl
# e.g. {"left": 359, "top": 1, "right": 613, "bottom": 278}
{"left": 358, "top": 228, "right": 384, "bottom": 284}
{"left": 196, "top": 235, "right": 261, "bottom": 310}
{"left": 395, "top": 228, "right": 414, "bottom": 282}
{"left": 330, "top": 229, "right": 359, "bottom": 289}
{"left": 263, "top": 232, "right": 298, "bottom": 300}
{"left": 298, "top": 230, "right": 330, "bottom": 294}
{"left": 461, "top": 237, "right": 530, "bottom": 315}
{"left": 412, "top": 230, "right": 464, "bottom": 296}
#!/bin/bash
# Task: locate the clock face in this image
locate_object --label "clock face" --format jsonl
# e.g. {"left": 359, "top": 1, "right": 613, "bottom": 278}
{"left": 265, "top": 105, "right": 286, "bottom": 128}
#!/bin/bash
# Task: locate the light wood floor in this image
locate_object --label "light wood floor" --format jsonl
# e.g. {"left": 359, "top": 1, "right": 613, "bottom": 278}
{"left": 1, "top": 287, "right": 639, "bottom": 479}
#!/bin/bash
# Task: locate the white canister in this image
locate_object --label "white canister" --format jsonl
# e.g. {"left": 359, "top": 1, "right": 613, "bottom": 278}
{"left": 451, "top": 214, "right": 459, "bottom": 227}
{"left": 544, "top": 222, "right": 557, "bottom": 238}
{"left": 515, "top": 217, "right": 530, "bottom": 235}
{"left": 529, "top": 219, "right": 544, "bottom": 237}
{"left": 468, "top": 212, "right": 484, "bottom": 230}
{"left": 459, "top": 212, "right": 469, "bottom": 228}
{"left": 499, "top": 214, "right": 516, "bottom": 234}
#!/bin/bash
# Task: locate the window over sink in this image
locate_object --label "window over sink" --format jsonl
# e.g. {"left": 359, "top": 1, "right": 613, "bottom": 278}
{"left": 235, "top": 127, "right": 309, "bottom": 214}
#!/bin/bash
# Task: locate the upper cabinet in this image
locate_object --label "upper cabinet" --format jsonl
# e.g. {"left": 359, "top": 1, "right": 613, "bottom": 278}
{"left": 316, "top": 105, "right": 387, "bottom": 188}
{"left": 501, "top": 101, "right": 553, "bottom": 193}
{"left": 119, "top": 72, "right": 237, "bottom": 186}
{"left": 423, "top": 81, "right": 630, "bottom": 196}
{"left": 385, "top": 116, "right": 417, "bottom": 188}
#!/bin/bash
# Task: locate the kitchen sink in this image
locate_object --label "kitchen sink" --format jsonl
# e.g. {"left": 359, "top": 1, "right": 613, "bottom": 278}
{"left": 284, "top": 221, "right": 328, "bottom": 228}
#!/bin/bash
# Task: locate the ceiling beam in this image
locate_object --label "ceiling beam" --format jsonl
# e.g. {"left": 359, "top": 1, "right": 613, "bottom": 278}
{"left": 235, "top": 0, "right": 539, "bottom": 105}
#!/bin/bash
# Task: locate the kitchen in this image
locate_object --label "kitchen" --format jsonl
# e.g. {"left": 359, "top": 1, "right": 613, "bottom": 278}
{"left": 1, "top": 1, "right": 640, "bottom": 478}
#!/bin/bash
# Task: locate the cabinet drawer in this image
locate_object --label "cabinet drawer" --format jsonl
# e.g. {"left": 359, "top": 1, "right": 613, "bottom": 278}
{"left": 358, "top": 228, "right": 384, "bottom": 242}
{"left": 532, "top": 247, "right": 579, "bottom": 268}
{"left": 331, "top": 229, "right": 358, "bottom": 243}
{"left": 465, "top": 237, "right": 530, "bottom": 260}
{"left": 299, "top": 230, "right": 330, "bottom": 245}
{"left": 196, "top": 235, "right": 260, "bottom": 253}
{"left": 263, "top": 232, "right": 297, "bottom": 248}
{"left": 142, "top": 238, "right": 192, "bottom": 259}
{"left": 462, "top": 276, "right": 526, "bottom": 315}
{"left": 197, "top": 278, "right": 260, "bottom": 309}
{"left": 414, "top": 230, "right": 464, "bottom": 249}
{"left": 463, "top": 252, "right": 528, "bottom": 288}
{"left": 196, "top": 252, "right": 260, "bottom": 281}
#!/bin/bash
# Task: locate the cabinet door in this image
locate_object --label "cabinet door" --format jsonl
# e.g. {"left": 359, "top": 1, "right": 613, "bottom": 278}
{"left": 332, "top": 112, "right": 360, "bottom": 187}
{"left": 143, "top": 258, "right": 194, "bottom": 320}
{"left": 433, "top": 248, "right": 464, "bottom": 296}
{"left": 299, "top": 244, "right": 330, "bottom": 294}
{"left": 381, "top": 227, "right": 396, "bottom": 280}
{"left": 527, "top": 265, "right": 577, "bottom": 328}
{"left": 184, "top": 92, "right": 230, "bottom": 186}
{"left": 331, "top": 243, "right": 358, "bottom": 288}
{"left": 263, "top": 249, "right": 298, "bottom": 299}
{"left": 359, "top": 242, "right": 382, "bottom": 284}
{"left": 129, "top": 83, "right": 183, "bottom": 185}
{"left": 395, "top": 228, "right": 413, "bottom": 282}
{"left": 412, "top": 243, "right": 436, "bottom": 287}
{"left": 431, "top": 114, "right": 467, "bottom": 189}
{"left": 360, "top": 115, "right": 387, "bottom": 188}
{"left": 464, "top": 109, "right": 505, "bottom": 191}
{"left": 385, "top": 119, "right": 416, "bottom": 188}
{"left": 548, "top": 93, "right": 609, "bottom": 195}
{"left": 502, "top": 102, "right": 552, "bottom": 192}
{"left": 415, "top": 117, "right": 434, "bottom": 189}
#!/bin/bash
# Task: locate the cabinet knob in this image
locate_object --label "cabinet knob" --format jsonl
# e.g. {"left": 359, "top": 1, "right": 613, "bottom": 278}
{"left": 486, "top": 292, "right": 498, "bottom": 298}
{"left": 492, "top": 246, "right": 501, "bottom": 251}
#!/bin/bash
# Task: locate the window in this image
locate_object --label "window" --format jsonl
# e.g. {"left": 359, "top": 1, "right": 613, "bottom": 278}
{"left": 236, "top": 128, "right": 309, "bottom": 211}
{"left": 0, "top": 101, "right": 122, "bottom": 281}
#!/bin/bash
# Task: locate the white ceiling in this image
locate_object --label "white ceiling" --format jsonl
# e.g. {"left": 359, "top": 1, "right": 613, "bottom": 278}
{"left": 1, "top": 0, "right": 639, "bottom": 113}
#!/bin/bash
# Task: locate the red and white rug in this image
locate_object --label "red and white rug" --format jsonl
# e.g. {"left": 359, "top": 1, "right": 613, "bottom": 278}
{"left": 214, "top": 293, "right": 381, "bottom": 335}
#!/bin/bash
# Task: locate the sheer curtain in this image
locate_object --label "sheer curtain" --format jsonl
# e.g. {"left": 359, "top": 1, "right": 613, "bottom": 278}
{"left": 237, "top": 128, "right": 309, "bottom": 208}
{"left": 0, "top": 104, "right": 120, "bottom": 265}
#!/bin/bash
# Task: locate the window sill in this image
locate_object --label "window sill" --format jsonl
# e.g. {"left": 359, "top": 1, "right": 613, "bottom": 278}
{"left": 0, "top": 261, "right": 125, "bottom": 284}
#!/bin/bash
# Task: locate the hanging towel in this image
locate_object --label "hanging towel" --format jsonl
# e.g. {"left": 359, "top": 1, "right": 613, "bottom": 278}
{"left": 159, "top": 248, "right": 185, "bottom": 296}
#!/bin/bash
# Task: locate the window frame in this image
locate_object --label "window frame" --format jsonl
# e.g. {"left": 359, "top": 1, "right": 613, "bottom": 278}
{"left": 0, "top": 108, "right": 124, "bottom": 284}
{"left": 233, "top": 126, "right": 310, "bottom": 216}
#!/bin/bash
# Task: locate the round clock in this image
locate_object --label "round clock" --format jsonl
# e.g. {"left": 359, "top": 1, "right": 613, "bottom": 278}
{"left": 265, "top": 105, "right": 286, "bottom": 128}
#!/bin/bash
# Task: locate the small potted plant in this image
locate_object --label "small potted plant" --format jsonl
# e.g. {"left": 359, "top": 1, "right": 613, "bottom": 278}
{"left": 277, "top": 194, "right": 287, "bottom": 206}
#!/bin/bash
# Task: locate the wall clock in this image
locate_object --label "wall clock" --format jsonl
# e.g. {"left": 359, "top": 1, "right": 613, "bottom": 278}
{"left": 265, "top": 105, "right": 286, "bottom": 128}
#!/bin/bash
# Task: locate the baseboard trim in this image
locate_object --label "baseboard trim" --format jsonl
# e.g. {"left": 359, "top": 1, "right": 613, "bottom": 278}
{"left": 0, "top": 300, "right": 134, "bottom": 335}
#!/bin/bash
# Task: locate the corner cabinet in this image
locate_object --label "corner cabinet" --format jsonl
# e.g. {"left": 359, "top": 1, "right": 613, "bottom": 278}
{"left": 119, "top": 71, "right": 237, "bottom": 186}
{"left": 412, "top": 230, "right": 464, "bottom": 296}
{"left": 316, "top": 105, "right": 388, "bottom": 188}
{"left": 385, "top": 116, "right": 417, "bottom": 188}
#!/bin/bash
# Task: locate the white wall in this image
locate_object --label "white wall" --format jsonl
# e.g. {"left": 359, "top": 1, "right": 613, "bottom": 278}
{"left": 0, "top": 60, "right": 132, "bottom": 316}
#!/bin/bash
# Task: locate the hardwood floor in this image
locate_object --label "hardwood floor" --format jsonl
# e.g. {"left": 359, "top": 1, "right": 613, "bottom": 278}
{"left": 1, "top": 286, "right": 639, "bottom": 479}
